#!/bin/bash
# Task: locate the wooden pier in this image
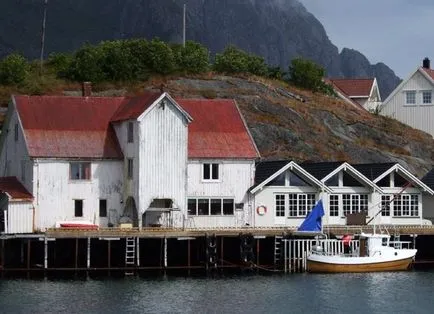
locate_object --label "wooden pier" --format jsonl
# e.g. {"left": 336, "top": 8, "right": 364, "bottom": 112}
{"left": 0, "top": 225, "right": 434, "bottom": 277}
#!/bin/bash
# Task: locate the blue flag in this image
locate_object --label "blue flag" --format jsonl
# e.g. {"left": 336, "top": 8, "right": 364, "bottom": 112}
{"left": 298, "top": 199, "right": 325, "bottom": 232}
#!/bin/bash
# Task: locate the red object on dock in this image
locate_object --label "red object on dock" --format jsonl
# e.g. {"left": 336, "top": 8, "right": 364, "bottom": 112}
{"left": 60, "top": 223, "right": 98, "bottom": 230}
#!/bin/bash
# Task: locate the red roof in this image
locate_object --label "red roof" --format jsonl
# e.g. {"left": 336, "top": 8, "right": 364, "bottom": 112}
{"left": 421, "top": 67, "right": 434, "bottom": 80}
{"left": 0, "top": 177, "right": 33, "bottom": 201}
{"left": 14, "top": 96, "right": 125, "bottom": 159}
{"left": 177, "top": 99, "right": 258, "bottom": 159}
{"left": 111, "top": 92, "right": 161, "bottom": 122}
{"left": 328, "top": 78, "right": 374, "bottom": 98}
{"left": 13, "top": 95, "right": 258, "bottom": 160}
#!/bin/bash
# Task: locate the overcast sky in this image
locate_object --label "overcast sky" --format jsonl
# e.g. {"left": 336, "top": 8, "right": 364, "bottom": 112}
{"left": 298, "top": 0, "right": 434, "bottom": 78}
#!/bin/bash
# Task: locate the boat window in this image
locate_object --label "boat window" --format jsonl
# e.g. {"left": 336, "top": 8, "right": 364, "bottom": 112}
{"left": 382, "top": 238, "right": 388, "bottom": 246}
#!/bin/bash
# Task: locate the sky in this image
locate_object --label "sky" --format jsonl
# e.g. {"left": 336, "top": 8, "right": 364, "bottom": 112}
{"left": 298, "top": 0, "right": 434, "bottom": 78}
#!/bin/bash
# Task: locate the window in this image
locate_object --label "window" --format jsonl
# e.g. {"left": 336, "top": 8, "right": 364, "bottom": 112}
{"left": 127, "top": 159, "right": 133, "bottom": 179}
{"left": 405, "top": 91, "right": 416, "bottom": 104}
{"left": 275, "top": 194, "right": 285, "bottom": 217}
{"left": 393, "top": 194, "right": 419, "bottom": 217}
{"left": 99, "top": 199, "right": 107, "bottom": 217}
{"left": 203, "top": 163, "right": 219, "bottom": 181}
{"left": 329, "top": 195, "right": 339, "bottom": 216}
{"left": 287, "top": 193, "right": 316, "bottom": 217}
{"left": 381, "top": 195, "right": 391, "bottom": 216}
{"left": 74, "top": 200, "right": 83, "bottom": 217}
{"left": 343, "top": 194, "right": 368, "bottom": 215}
{"left": 188, "top": 198, "right": 234, "bottom": 216}
{"left": 188, "top": 199, "right": 197, "bottom": 215}
{"left": 14, "top": 123, "right": 18, "bottom": 142}
{"left": 127, "top": 122, "right": 134, "bottom": 143}
{"left": 423, "top": 91, "right": 432, "bottom": 104}
{"left": 70, "top": 162, "right": 91, "bottom": 180}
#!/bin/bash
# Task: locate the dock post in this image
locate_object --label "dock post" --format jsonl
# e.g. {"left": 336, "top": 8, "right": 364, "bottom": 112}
{"left": 27, "top": 239, "right": 31, "bottom": 278}
{"left": 75, "top": 238, "right": 79, "bottom": 276}
{"left": 187, "top": 239, "right": 191, "bottom": 276}
{"left": 284, "top": 240, "right": 287, "bottom": 273}
{"left": 256, "top": 238, "right": 260, "bottom": 269}
{"left": 107, "top": 240, "right": 111, "bottom": 277}
{"left": 44, "top": 237, "right": 48, "bottom": 273}
{"left": 86, "top": 237, "right": 90, "bottom": 279}
{"left": 164, "top": 237, "right": 168, "bottom": 269}
{"left": 220, "top": 237, "right": 224, "bottom": 269}
{"left": 136, "top": 237, "right": 140, "bottom": 267}
{"left": 1, "top": 238, "right": 5, "bottom": 277}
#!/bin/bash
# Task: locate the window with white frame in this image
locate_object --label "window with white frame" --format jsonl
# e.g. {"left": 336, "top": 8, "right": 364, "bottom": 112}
{"left": 288, "top": 193, "right": 316, "bottom": 217}
{"left": 203, "top": 163, "right": 219, "bottom": 181}
{"left": 423, "top": 91, "right": 432, "bottom": 104}
{"left": 188, "top": 198, "right": 234, "bottom": 216}
{"left": 70, "top": 162, "right": 91, "bottom": 180}
{"left": 329, "top": 195, "right": 339, "bottom": 216}
{"left": 275, "top": 194, "right": 285, "bottom": 217}
{"left": 405, "top": 91, "right": 416, "bottom": 104}
{"left": 343, "top": 194, "right": 368, "bottom": 215}
{"left": 381, "top": 195, "right": 391, "bottom": 216}
{"left": 393, "top": 194, "right": 419, "bottom": 217}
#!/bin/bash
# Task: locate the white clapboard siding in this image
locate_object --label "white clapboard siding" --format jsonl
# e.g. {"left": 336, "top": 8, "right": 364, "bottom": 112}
{"left": 6, "top": 202, "right": 33, "bottom": 233}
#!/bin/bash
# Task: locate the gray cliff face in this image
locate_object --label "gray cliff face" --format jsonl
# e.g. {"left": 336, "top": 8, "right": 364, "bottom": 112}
{"left": 0, "top": 0, "right": 400, "bottom": 97}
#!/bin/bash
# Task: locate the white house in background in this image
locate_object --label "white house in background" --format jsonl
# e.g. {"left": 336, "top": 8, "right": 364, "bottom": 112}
{"left": 0, "top": 89, "right": 258, "bottom": 233}
{"left": 250, "top": 161, "right": 433, "bottom": 228}
{"left": 381, "top": 58, "right": 434, "bottom": 137}
{"left": 326, "top": 78, "right": 382, "bottom": 111}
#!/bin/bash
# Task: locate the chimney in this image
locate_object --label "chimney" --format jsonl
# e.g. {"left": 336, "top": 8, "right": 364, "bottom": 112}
{"left": 82, "top": 82, "right": 92, "bottom": 97}
{"left": 423, "top": 57, "right": 430, "bottom": 69}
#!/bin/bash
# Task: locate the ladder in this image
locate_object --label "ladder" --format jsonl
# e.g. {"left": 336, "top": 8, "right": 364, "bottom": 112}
{"left": 125, "top": 237, "right": 136, "bottom": 275}
{"left": 274, "top": 236, "right": 283, "bottom": 268}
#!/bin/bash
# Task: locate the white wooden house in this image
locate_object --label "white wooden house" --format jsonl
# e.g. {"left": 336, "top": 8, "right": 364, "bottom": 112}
{"left": 381, "top": 58, "right": 434, "bottom": 137}
{"left": 250, "top": 161, "right": 433, "bottom": 228}
{"left": 0, "top": 90, "right": 259, "bottom": 233}
{"left": 327, "top": 78, "right": 382, "bottom": 111}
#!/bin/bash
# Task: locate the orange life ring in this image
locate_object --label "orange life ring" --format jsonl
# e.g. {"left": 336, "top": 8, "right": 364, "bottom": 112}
{"left": 257, "top": 205, "right": 267, "bottom": 216}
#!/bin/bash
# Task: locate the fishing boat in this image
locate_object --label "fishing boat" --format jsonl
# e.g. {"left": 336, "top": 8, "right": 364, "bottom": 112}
{"left": 297, "top": 199, "right": 417, "bottom": 273}
{"left": 306, "top": 233, "right": 417, "bottom": 273}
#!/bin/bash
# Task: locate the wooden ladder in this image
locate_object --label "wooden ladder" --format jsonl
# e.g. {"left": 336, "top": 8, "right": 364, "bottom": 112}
{"left": 125, "top": 237, "right": 136, "bottom": 275}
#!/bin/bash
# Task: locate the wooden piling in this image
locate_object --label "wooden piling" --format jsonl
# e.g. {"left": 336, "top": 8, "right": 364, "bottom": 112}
{"left": 220, "top": 236, "right": 224, "bottom": 268}
{"left": 1, "top": 238, "right": 5, "bottom": 276}
{"left": 107, "top": 240, "right": 111, "bottom": 276}
{"left": 27, "top": 239, "right": 31, "bottom": 270}
{"left": 75, "top": 238, "right": 79, "bottom": 272}
{"left": 187, "top": 239, "right": 191, "bottom": 276}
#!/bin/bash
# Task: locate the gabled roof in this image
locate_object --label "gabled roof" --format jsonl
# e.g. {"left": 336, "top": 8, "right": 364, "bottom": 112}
{"left": 0, "top": 177, "right": 33, "bottom": 201}
{"left": 328, "top": 78, "right": 375, "bottom": 98}
{"left": 12, "top": 94, "right": 258, "bottom": 160}
{"left": 309, "top": 162, "right": 383, "bottom": 192}
{"left": 422, "top": 168, "right": 434, "bottom": 190}
{"left": 178, "top": 99, "right": 259, "bottom": 159}
{"left": 300, "top": 161, "right": 343, "bottom": 181}
{"left": 110, "top": 92, "right": 162, "bottom": 122}
{"left": 382, "top": 66, "right": 434, "bottom": 106}
{"left": 352, "top": 163, "right": 396, "bottom": 181}
{"left": 374, "top": 164, "right": 434, "bottom": 194}
{"left": 250, "top": 160, "right": 331, "bottom": 194}
{"left": 13, "top": 95, "right": 125, "bottom": 159}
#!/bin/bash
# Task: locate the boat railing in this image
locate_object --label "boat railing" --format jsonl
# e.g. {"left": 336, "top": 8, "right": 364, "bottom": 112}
{"left": 389, "top": 240, "right": 413, "bottom": 250}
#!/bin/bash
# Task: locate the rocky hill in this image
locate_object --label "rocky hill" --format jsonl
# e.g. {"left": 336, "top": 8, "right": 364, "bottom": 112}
{"left": 0, "top": 0, "right": 400, "bottom": 98}
{"left": 140, "top": 75, "right": 431, "bottom": 177}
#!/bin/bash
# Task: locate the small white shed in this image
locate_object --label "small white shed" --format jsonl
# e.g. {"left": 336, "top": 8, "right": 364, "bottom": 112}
{"left": 0, "top": 176, "right": 34, "bottom": 234}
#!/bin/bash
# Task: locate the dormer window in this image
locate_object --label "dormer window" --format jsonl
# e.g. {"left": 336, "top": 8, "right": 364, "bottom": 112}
{"left": 423, "top": 91, "right": 432, "bottom": 104}
{"left": 127, "top": 122, "right": 134, "bottom": 143}
{"left": 203, "top": 163, "right": 219, "bottom": 181}
{"left": 405, "top": 91, "right": 416, "bottom": 105}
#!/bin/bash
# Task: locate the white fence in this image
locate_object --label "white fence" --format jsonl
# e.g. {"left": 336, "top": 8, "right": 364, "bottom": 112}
{"left": 282, "top": 238, "right": 360, "bottom": 273}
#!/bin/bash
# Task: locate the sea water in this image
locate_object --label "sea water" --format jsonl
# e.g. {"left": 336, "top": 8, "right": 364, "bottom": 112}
{"left": 0, "top": 271, "right": 432, "bottom": 314}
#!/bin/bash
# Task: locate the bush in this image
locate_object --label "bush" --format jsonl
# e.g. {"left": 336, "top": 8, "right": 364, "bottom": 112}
{"left": 144, "top": 38, "right": 175, "bottom": 75}
{"left": 289, "top": 57, "right": 324, "bottom": 91}
{"left": 214, "top": 45, "right": 267, "bottom": 76}
{"left": 68, "top": 44, "right": 106, "bottom": 82}
{"left": 46, "top": 52, "right": 73, "bottom": 78}
{"left": 0, "top": 53, "right": 30, "bottom": 85}
{"left": 172, "top": 41, "right": 209, "bottom": 73}
{"left": 99, "top": 40, "right": 134, "bottom": 81}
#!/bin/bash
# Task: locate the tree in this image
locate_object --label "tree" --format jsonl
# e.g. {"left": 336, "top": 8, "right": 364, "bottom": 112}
{"left": 99, "top": 40, "right": 134, "bottom": 81}
{"left": 46, "top": 52, "right": 73, "bottom": 78}
{"left": 0, "top": 53, "right": 30, "bottom": 85}
{"left": 288, "top": 58, "right": 325, "bottom": 91}
{"left": 68, "top": 44, "right": 106, "bottom": 82}
{"left": 144, "top": 38, "right": 175, "bottom": 75}
{"left": 213, "top": 45, "right": 250, "bottom": 73}
{"left": 172, "top": 41, "right": 209, "bottom": 73}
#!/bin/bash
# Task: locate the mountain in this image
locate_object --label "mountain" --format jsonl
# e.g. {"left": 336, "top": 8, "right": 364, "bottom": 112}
{"left": 0, "top": 0, "right": 400, "bottom": 97}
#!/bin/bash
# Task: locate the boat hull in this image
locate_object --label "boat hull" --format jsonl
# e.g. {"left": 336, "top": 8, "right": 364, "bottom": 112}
{"left": 307, "top": 257, "right": 414, "bottom": 273}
